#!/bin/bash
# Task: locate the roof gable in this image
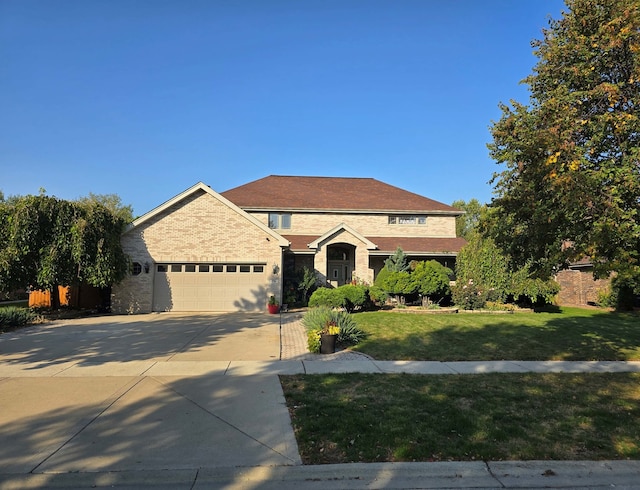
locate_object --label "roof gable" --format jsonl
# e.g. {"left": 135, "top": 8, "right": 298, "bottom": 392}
{"left": 125, "top": 182, "right": 289, "bottom": 246}
{"left": 221, "top": 175, "right": 461, "bottom": 214}
{"left": 308, "top": 223, "right": 377, "bottom": 250}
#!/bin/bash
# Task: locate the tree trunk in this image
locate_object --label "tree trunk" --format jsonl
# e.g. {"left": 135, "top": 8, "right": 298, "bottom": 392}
{"left": 49, "top": 284, "right": 61, "bottom": 310}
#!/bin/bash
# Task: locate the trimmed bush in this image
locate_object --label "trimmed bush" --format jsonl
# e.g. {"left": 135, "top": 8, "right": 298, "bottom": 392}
{"left": 308, "top": 284, "right": 372, "bottom": 311}
{"left": 308, "top": 287, "right": 345, "bottom": 309}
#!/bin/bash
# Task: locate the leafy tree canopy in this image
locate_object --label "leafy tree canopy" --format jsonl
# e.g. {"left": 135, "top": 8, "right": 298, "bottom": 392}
{"left": 488, "top": 0, "right": 640, "bottom": 282}
{"left": 0, "top": 193, "right": 130, "bottom": 305}
{"left": 452, "top": 198, "right": 487, "bottom": 240}
{"left": 76, "top": 193, "right": 134, "bottom": 224}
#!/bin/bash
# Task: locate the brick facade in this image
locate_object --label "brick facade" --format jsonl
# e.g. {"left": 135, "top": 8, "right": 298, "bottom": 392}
{"left": 251, "top": 211, "right": 457, "bottom": 238}
{"left": 111, "top": 188, "right": 285, "bottom": 314}
{"left": 555, "top": 267, "right": 610, "bottom": 306}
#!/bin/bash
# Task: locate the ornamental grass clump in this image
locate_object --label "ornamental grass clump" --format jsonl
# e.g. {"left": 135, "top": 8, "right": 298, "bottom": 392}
{"left": 0, "top": 306, "right": 38, "bottom": 331}
{"left": 302, "top": 306, "right": 366, "bottom": 353}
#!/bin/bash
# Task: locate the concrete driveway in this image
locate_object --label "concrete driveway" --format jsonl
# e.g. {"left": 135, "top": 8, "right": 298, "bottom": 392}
{"left": 0, "top": 312, "right": 282, "bottom": 366}
{"left": 0, "top": 313, "right": 301, "bottom": 484}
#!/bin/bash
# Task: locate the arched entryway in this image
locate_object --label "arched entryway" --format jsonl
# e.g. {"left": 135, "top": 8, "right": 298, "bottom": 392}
{"left": 326, "top": 243, "right": 355, "bottom": 287}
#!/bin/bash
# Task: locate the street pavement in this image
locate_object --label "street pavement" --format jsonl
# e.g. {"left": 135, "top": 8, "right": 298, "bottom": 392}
{"left": 0, "top": 311, "right": 639, "bottom": 489}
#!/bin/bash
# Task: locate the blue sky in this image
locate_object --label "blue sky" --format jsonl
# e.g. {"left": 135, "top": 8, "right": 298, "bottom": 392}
{"left": 1, "top": 0, "right": 566, "bottom": 217}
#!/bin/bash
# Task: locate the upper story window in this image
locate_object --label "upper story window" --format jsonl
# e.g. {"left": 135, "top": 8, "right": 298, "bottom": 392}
{"left": 388, "top": 215, "right": 427, "bottom": 225}
{"left": 268, "top": 212, "right": 291, "bottom": 229}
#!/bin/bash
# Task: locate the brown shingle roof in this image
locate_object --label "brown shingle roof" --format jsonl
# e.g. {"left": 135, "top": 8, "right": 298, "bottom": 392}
{"left": 282, "top": 235, "right": 466, "bottom": 254}
{"left": 368, "top": 236, "right": 467, "bottom": 255}
{"left": 222, "top": 175, "right": 461, "bottom": 213}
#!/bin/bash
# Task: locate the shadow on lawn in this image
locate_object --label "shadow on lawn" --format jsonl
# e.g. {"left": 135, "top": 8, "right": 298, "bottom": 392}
{"left": 352, "top": 309, "right": 640, "bottom": 361}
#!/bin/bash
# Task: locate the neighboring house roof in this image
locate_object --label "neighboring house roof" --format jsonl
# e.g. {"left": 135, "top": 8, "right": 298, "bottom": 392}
{"left": 125, "top": 182, "right": 290, "bottom": 246}
{"left": 283, "top": 235, "right": 466, "bottom": 255}
{"left": 222, "top": 175, "right": 462, "bottom": 214}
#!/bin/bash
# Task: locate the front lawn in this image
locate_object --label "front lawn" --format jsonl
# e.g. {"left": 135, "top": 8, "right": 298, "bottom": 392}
{"left": 349, "top": 307, "right": 640, "bottom": 361}
{"left": 281, "top": 372, "right": 640, "bottom": 464}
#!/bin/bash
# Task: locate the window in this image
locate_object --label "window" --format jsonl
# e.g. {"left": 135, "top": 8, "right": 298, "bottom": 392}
{"left": 268, "top": 213, "right": 292, "bottom": 229}
{"left": 131, "top": 262, "right": 142, "bottom": 275}
{"left": 162, "top": 263, "right": 266, "bottom": 273}
{"left": 389, "top": 215, "right": 427, "bottom": 225}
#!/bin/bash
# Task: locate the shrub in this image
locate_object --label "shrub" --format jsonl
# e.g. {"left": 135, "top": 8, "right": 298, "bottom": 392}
{"left": 339, "top": 284, "right": 370, "bottom": 311}
{"left": 0, "top": 306, "right": 37, "bottom": 330}
{"left": 368, "top": 285, "right": 387, "bottom": 304}
{"left": 485, "top": 301, "right": 518, "bottom": 312}
{"left": 308, "top": 287, "right": 345, "bottom": 309}
{"left": 595, "top": 273, "right": 640, "bottom": 310}
{"left": 308, "top": 284, "right": 372, "bottom": 311}
{"left": 410, "top": 260, "right": 452, "bottom": 301}
{"left": 307, "top": 329, "right": 321, "bottom": 353}
{"left": 451, "top": 279, "right": 488, "bottom": 310}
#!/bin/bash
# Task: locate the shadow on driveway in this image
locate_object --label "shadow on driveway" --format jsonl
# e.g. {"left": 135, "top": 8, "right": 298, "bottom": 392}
{"left": 0, "top": 313, "right": 282, "bottom": 367}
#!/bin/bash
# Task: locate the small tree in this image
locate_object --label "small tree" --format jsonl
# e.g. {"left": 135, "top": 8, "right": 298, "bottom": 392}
{"left": 410, "top": 260, "right": 452, "bottom": 305}
{"left": 297, "top": 266, "right": 318, "bottom": 305}
{"left": 374, "top": 267, "right": 414, "bottom": 305}
{"left": 385, "top": 246, "right": 410, "bottom": 272}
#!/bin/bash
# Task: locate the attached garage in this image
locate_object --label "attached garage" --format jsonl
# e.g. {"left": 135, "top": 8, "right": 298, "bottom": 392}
{"left": 152, "top": 263, "right": 267, "bottom": 312}
{"left": 111, "top": 182, "right": 289, "bottom": 314}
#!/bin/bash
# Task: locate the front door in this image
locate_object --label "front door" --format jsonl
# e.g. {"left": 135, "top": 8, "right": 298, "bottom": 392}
{"left": 328, "top": 262, "right": 350, "bottom": 286}
{"left": 326, "top": 244, "right": 355, "bottom": 287}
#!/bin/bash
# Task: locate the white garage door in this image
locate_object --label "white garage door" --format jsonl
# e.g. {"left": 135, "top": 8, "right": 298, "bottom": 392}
{"left": 152, "top": 263, "right": 267, "bottom": 312}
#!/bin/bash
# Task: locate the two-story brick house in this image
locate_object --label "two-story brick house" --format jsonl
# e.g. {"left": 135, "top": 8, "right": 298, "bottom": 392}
{"left": 111, "top": 176, "right": 465, "bottom": 314}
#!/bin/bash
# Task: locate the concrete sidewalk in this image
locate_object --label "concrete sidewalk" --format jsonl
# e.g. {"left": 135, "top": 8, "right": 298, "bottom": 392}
{"left": 2, "top": 460, "right": 640, "bottom": 489}
{"left": 1, "top": 313, "right": 639, "bottom": 489}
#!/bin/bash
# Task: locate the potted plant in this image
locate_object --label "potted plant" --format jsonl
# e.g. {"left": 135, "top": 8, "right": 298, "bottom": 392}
{"left": 320, "top": 320, "right": 340, "bottom": 354}
{"left": 267, "top": 295, "right": 280, "bottom": 314}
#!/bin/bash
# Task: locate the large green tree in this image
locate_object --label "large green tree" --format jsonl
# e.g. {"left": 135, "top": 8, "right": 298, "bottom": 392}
{"left": 488, "top": 0, "right": 640, "bottom": 285}
{"left": 0, "top": 194, "right": 129, "bottom": 308}
{"left": 452, "top": 199, "right": 486, "bottom": 240}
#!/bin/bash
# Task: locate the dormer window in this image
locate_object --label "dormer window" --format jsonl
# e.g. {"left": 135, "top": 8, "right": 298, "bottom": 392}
{"left": 268, "top": 213, "right": 291, "bottom": 229}
{"left": 389, "top": 215, "right": 427, "bottom": 225}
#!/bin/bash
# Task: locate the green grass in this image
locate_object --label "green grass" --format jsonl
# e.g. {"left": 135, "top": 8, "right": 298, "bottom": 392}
{"left": 281, "top": 373, "right": 640, "bottom": 464}
{"left": 349, "top": 307, "right": 640, "bottom": 361}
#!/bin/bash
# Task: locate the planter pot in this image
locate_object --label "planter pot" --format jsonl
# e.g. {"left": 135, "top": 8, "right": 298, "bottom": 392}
{"left": 320, "top": 334, "right": 337, "bottom": 354}
{"left": 267, "top": 304, "right": 280, "bottom": 314}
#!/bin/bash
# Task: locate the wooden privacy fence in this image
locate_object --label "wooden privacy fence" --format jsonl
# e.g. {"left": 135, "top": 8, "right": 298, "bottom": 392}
{"left": 29, "top": 284, "right": 105, "bottom": 309}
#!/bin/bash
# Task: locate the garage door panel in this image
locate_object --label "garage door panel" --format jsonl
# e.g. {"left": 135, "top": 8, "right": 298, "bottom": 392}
{"left": 153, "top": 264, "right": 267, "bottom": 312}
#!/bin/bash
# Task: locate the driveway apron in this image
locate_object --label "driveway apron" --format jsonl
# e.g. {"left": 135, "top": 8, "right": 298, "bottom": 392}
{"left": 0, "top": 313, "right": 301, "bottom": 475}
